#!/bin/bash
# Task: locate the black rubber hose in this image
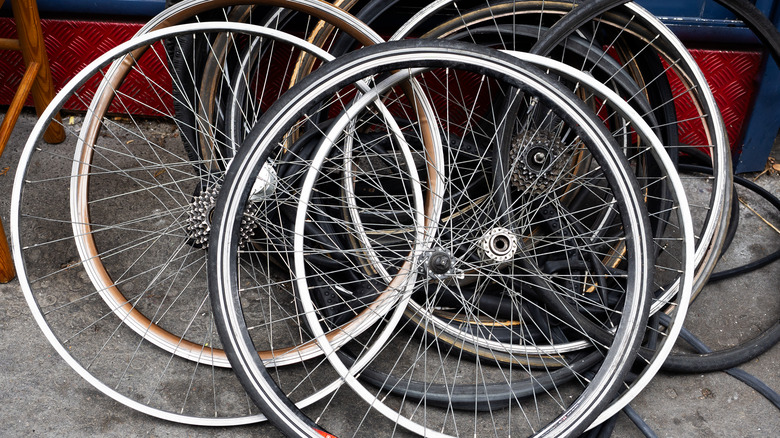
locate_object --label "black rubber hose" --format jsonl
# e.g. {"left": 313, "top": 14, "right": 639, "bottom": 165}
{"left": 640, "top": 164, "right": 780, "bottom": 372}
{"left": 623, "top": 405, "right": 659, "bottom": 438}
{"left": 724, "top": 368, "right": 780, "bottom": 410}
{"left": 709, "top": 249, "right": 780, "bottom": 282}
{"left": 529, "top": 274, "right": 779, "bottom": 374}
{"left": 587, "top": 326, "right": 779, "bottom": 436}
{"left": 595, "top": 415, "right": 618, "bottom": 438}
{"left": 676, "top": 324, "right": 780, "bottom": 409}
{"left": 660, "top": 312, "right": 780, "bottom": 374}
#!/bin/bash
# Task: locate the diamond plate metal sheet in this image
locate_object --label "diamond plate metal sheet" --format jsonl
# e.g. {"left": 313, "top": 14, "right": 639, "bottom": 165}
{"left": 0, "top": 17, "right": 172, "bottom": 116}
{"left": 0, "top": 18, "right": 765, "bottom": 148}
{"left": 665, "top": 49, "right": 763, "bottom": 152}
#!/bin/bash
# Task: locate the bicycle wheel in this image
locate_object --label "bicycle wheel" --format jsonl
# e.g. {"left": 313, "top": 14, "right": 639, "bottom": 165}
{"left": 11, "top": 22, "right": 363, "bottom": 426}
{"left": 302, "top": 8, "right": 722, "bottom": 409}
{"left": 64, "top": 2, "right": 387, "bottom": 367}
{"left": 291, "top": 5, "right": 699, "bottom": 429}
{"left": 210, "top": 39, "right": 655, "bottom": 437}
{"left": 392, "top": 0, "right": 730, "bottom": 303}
{"left": 305, "top": 45, "right": 697, "bottom": 434}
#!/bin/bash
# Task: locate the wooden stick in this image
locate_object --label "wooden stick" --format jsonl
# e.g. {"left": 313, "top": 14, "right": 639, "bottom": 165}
{"left": 0, "top": 61, "right": 39, "bottom": 156}
{"left": 11, "top": 0, "right": 64, "bottom": 144}
{"left": 0, "top": 38, "right": 21, "bottom": 51}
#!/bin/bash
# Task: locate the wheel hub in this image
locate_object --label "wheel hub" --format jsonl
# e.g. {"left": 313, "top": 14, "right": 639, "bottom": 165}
{"left": 425, "top": 250, "right": 463, "bottom": 280}
{"left": 480, "top": 227, "right": 518, "bottom": 263}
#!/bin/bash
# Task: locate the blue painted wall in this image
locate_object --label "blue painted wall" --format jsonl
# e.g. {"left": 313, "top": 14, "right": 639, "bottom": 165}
{"left": 638, "top": 0, "right": 779, "bottom": 172}
{"left": 5, "top": 0, "right": 166, "bottom": 16}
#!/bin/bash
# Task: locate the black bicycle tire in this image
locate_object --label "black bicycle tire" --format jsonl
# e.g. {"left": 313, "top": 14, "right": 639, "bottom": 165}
{"left": 533, "top": 0, "right": 780, "bottom": 63}
{"left": 209, "top": 38, "right": 654, "bottom": 438}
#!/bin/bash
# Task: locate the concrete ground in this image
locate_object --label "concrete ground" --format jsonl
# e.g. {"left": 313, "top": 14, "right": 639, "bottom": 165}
{"left": 0, "top": 110, "right": 777, "bottom": 437}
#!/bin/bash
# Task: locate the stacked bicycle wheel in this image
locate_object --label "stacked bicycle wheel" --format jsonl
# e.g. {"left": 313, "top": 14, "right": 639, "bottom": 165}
{"left": 10, "top": 1, "right": 778, "bottom": 436}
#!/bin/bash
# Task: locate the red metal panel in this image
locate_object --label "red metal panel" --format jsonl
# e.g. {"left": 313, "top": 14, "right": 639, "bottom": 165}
{"left": 0, "top": 18, "right": 765, "bottom": 148}
{"left": 0, "top": 17, "right": 172, "bottom": 116}
{"left": 666, "top": 49, "right": 762, "bottom": 151}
